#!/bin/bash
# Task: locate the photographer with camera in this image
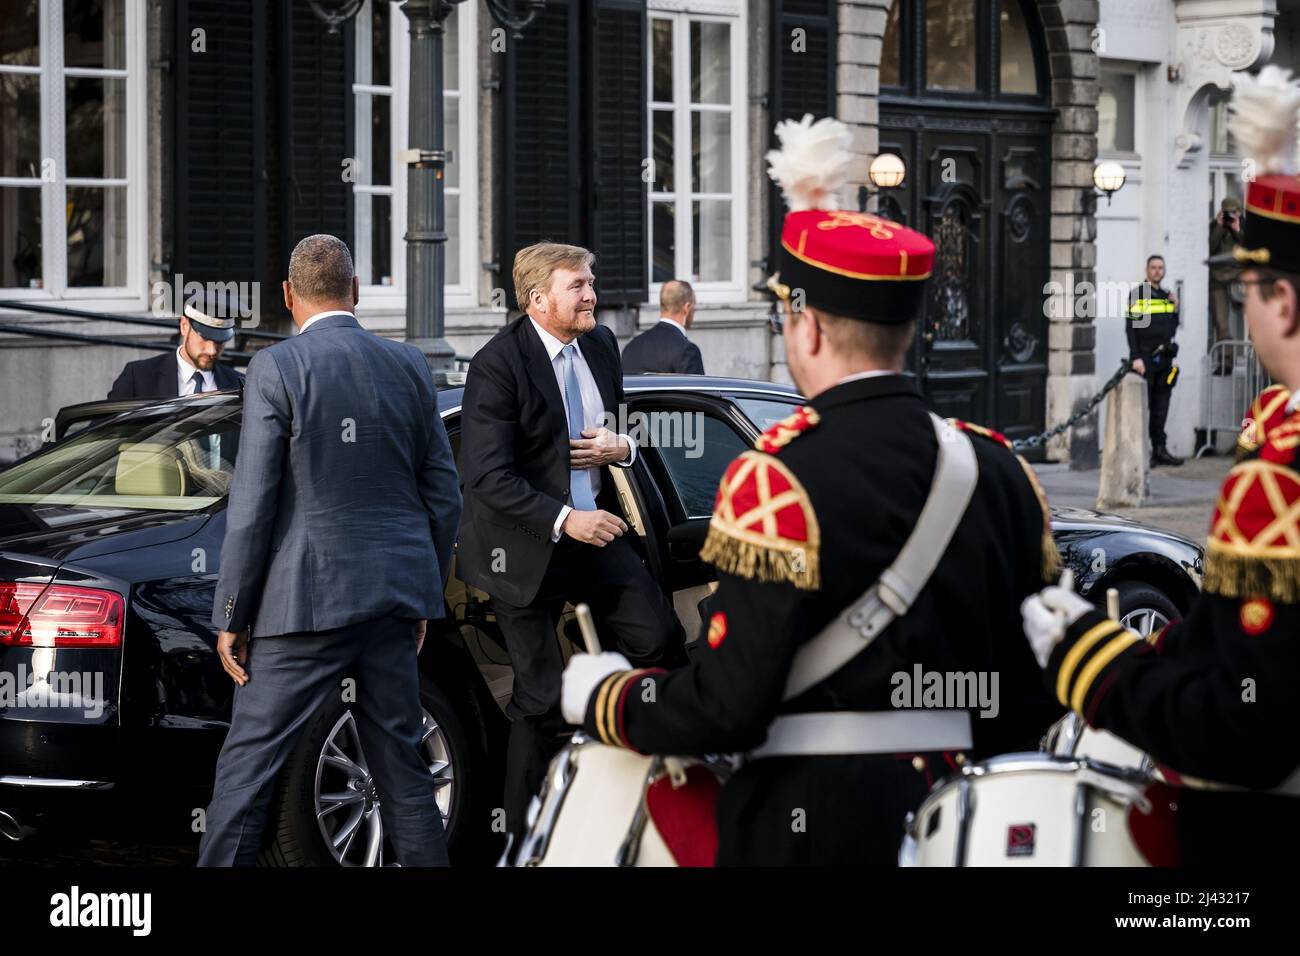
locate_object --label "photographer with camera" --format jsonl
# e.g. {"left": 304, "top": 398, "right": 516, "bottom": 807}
{"left": 1209, "top": 197, "right": 1243, "bottom": 374}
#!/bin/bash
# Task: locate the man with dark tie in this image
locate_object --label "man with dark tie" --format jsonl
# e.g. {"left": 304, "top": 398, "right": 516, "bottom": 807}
{"left": 621, "top": 279, "right": 705, "bottom": 374}
{"left": 107, "top": 290, "right": 242, "bottom": 399}
{"left": 456, "top": 241, "right": 685, "bottom": 839}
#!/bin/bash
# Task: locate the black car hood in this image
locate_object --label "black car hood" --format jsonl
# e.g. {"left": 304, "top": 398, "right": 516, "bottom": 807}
{"left": 0, "top": 503, "right": 212, "bottom": 564}
{"left": 1051, "top": 506, "right": 1200, "bottom": 546}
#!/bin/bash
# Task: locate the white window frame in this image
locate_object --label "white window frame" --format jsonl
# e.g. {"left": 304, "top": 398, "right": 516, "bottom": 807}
{"left": 0, "top": 0, "right": 148, "bottom": 304}
{"left": 1097, "top": 61, "right": 1141, "bottom": 162}
{"left": 646, "top": 0, "right": 747, "bottom": 305}
{"left": 352, "top": 0, "right": 478, "bottom": 313}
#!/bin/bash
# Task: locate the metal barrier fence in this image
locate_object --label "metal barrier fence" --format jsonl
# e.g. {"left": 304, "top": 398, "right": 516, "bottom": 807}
{"left": 1196, "top": 339, "right": 1271, "bottom": 457}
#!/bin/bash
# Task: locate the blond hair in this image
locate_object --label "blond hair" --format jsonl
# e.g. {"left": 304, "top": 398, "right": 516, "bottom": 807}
{"left": 513, "top": 242, "right": 595, "bottom": 311}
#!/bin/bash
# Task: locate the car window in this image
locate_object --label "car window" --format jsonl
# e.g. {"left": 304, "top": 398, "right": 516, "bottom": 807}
{"left": 646, "top": 411, "right": 751, "bottom": 520}
{"left": 0, "top": 406, "right": 241, "bottom": 514}
{"left": 734, "top": 395, "right": 804, "bottom": 432}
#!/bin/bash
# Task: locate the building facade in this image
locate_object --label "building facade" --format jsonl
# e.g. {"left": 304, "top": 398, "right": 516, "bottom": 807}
{"left": 12, "top": 0, "right": 1267, "bottom": 469}
{"left": 1092, "top": 0, "right": 1296, "bottom": 459}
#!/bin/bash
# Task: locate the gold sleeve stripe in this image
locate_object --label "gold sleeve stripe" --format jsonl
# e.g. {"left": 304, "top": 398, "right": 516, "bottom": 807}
{"left": 603, "top": 671, "right": 639, "bottom": 748}
{"left": 1070, "top": 632, "right": 1140, "bottom": 714}
{"left": 593, "top": 671, "right": 625, "bottom": 746}
{"left": 1055, "top": 620, "right": 1124, "bottom": 706}
{"left": 592, "top": 673, "right": 614, "bottom": 744}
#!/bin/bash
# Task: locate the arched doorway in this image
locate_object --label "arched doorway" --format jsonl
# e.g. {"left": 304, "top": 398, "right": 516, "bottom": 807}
{"left": 878, "top": 0, "right": 1053, "bottom": 452}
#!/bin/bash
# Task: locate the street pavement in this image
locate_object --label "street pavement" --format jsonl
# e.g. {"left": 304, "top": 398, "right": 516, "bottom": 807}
{"left": 1036, "top": 452, "right": 1232, "bottom": 542}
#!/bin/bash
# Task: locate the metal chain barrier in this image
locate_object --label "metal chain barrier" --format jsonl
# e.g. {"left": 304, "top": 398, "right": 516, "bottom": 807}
{"left": 1011, "top": 359, "right": 1134, "bottom": 451}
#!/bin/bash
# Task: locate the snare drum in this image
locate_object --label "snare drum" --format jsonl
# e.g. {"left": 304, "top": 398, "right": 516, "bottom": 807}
{"left": 509, "top": 734, "right": 725, "bottom": 867}
{"left": 1045, "top": 712, "right": 1150, "bottom": 772}
{"left": 901, "top": 753, "right": 1176, "bottom": 866}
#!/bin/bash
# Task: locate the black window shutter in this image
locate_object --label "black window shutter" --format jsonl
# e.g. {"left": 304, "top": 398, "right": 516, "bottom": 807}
{"left": 501, "top": 0, "right": 582, "bottom": 310}
{"left": 173, "top": 0, "right": 264, "bottom": 288}
{"left": 278, "top": 3, "right": 353, "bottom": 267}
{"left": 586, "top": 0, "right": 647, "bottom": 306}
{"left": 768, "top": 0, "right": 837, "bottom": 268}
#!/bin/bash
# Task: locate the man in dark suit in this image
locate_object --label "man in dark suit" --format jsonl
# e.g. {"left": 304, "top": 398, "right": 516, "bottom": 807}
{"left": 107, "top": 290, "right": 242, "bottom": 399}
{"left": 198, "top": 235, "right": 461, "bottom": 867}
{"left": 621, "top": 279, "right": 704, "bottom": 374}
{"left": 457, "top": 241, "right": 685, "bottom": 837}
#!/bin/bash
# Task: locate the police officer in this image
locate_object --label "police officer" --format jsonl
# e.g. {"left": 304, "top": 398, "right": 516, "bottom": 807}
{"left": 1022, "top": 67, "right": 1300, "bottom": 865}
{"left": 557, "top": 116, "right": 1063, "bottom": 866}
{"left": 108, "top": 289, "right": 242, "bottom": 399}
{"left": 1127, "top": 254, "right": 1183, "bottom": 466}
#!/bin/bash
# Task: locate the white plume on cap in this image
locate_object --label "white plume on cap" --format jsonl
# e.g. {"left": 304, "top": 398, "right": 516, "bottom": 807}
{"left": 766, "top": 114, "right": 853, "bottom": 212}
{"left": 1228, "top": 65, "right": 1300, "bottom": 176}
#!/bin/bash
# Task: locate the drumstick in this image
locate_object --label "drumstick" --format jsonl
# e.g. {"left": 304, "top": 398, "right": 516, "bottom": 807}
{"left": 575, "top": 603, "right": 601, "bottom": 656}
{"left": 1106, "top": 587, "right": 1120, "bottom": 621}
{"left": 1059, "top": 568, "right": 1075, "bottom": 593}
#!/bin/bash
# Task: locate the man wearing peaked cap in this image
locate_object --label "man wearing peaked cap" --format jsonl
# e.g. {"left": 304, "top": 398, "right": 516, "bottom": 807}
{"left": 556, "top": 115, "right": 1063, "bottom": 865}
{"left": 107, "top": 287, "right": 243, "bottom": 400}
{"left": 1022, "top": 66, "right": 1300, "bottom": 865}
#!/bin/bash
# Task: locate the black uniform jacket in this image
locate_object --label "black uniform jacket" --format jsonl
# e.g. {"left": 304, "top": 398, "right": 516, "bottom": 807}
{"left": 582, "top": 373, "right": 1063, "bottom": 864}
{"left": 1126, "top": 283, "right": 1180, "bottom": 367}
{"left": 107, "top": 351, "right": 241, "bottom": 399}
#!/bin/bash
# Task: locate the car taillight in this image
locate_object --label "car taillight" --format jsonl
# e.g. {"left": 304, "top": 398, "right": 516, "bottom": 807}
{"left": 0, "top": 583, "right": 45, "bottom": 643}
{"left": 0, "top": 583, "right": 124, "bottom": 648}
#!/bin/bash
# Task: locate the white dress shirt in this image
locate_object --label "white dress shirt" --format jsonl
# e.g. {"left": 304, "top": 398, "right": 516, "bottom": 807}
{"left": 298, "top": 309, "right": 354, "bottom": 334}
{"left": 527, "top": 317, "right": 636, "bottom": 541}
{"left": 833, "top": 368, "right": 902, "bottom": 387}
{"left": 656, "top": 317, "right": 688, "bottom": 336}
{"left": 177, "top": 346, "right": 217, "bottom": 395}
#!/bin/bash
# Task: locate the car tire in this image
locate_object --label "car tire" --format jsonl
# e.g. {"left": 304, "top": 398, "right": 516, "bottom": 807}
{"left": 1108, "top": 580, "right": 1180, "bottom": 640}
{"left": 258, "top": 677, "right": 472, "bottom": 867}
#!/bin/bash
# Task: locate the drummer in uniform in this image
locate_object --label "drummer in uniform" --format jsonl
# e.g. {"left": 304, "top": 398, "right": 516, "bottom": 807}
{"left": 1021, "top": 67, "right": 1300, "bottom": 865}
{"left": 558, "top": 116, "right": 1064, "bottom": 866}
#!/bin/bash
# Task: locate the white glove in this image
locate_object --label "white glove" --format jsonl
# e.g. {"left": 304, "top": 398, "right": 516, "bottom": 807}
{"left": 561, "top": 652, "right": 631, "bottom": 725}
{"left": 1020, "top": 585, "right": 1096, "bottom": 669}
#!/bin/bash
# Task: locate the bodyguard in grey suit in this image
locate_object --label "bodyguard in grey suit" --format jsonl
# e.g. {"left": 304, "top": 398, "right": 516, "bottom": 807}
{"left": 198, "top": 235, "right": 462, "bottom": 867}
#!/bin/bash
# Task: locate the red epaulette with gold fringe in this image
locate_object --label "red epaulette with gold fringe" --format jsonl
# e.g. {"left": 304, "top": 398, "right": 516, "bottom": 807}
{"left": 1204, "top": 406, "right": 1300, "bottom": 602}
{"left": 1237, "top": 385, "right": 1292, "bottom": 460}
{"left": 755, "top": 406, "right": 821, "bottom": 453}
{"left": 699, "top": 450, "right": 820, "bottom": 589}
{"left": 949, "top": 418, "right": 1012, "bottom": 449}
{"left": 948, "top": 418, "right": 1061, "bottom": 581}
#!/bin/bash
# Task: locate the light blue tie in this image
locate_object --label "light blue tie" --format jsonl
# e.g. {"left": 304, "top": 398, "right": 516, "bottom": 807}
{"left": 561, "top": 344, "right": 598, "bottom": 511}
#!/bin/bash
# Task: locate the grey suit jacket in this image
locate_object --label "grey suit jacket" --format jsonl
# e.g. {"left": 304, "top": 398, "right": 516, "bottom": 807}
{"left": 212, "top": 313, "right": 462, "bottom": 637}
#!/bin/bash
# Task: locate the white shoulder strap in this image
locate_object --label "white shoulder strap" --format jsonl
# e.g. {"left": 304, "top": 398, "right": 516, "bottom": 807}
{"left": 781, "top": 413, "right": 980, "bottom": 702}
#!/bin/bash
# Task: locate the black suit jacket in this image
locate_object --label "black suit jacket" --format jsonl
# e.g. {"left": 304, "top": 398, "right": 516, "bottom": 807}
{"left": 621, "top": 321, "right": 704, "bottom": 375}
{"left": 457, "top": 315, "right": 628, "bottom": 606}
{"left": 107, "top": 351, "right": 241, "bottom": 400}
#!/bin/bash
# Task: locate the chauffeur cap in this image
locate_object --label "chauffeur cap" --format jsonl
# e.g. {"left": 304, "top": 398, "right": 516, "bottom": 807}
{"left": 181, "top": 288, "right": 240, "bottom": 343}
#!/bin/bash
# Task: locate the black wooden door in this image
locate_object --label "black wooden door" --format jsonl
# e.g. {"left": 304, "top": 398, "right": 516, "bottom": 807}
{"left": 877, "top": 107, "right": 1051, "bottom": 449}
{"left": 874, "top": 0, "right": 1053, "bottom": 452}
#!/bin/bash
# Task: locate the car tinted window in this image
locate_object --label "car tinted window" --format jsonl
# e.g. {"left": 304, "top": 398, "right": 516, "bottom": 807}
{"left": 645, "top": 410, "right": 750, "bottom": 519}
{"left": 734, "top": 395, "right": 803, "bottom": 432}
{"left": 0, "top": 405, "right": 241, "bottom": 514}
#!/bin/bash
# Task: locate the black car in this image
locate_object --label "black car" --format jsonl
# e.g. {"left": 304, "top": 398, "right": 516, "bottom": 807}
{"left": 0, "top": 376, "right": 1203, "bottom": 864}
